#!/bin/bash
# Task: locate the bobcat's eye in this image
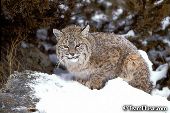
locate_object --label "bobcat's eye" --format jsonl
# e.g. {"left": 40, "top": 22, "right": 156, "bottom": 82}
{"left": 75, "top": 44, "right": 81, "bottom": 48}
{"left": 63, "top": 45, "right": 69, "bottom": 48}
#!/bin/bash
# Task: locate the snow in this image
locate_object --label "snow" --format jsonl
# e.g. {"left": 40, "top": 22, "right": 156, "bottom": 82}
{"left": 152, "top": 87, "right": 170, "bottom": 98}
{"left": 163, "top": 38, "right": 170, "bottom": 47}
{"left": 97, "top": 0, "right": 104, "bottom": 4}
{"left": 58, "top": 4, "right": 68, "bottom": 11}
{"left": 77, "top": 19, "right": 85, "bottom": 27}
{"left": 82, "top": 0, "right": 91, "bottom": 3}
{"left": 154, "top": 0, "right": 164, "bottom": 5}
{"left": 120, "top": 30, "right": 135, "bottom": 38}
{"left": 12, "top": 106, "right": 27, "bottom": 111}
{"left": 161, "top": 16, "right": 170, "bottom": 30}
{"left": 112, "top": 8, "right": 123, "bottom": 20}
{"left": 60, "top": 15, "right": 64, "bottom": 18}
{"left": 71, "top": 16, "right": 76, "bottom": 20}
{"left": 91, "top": 11, "right": 108, "bottom": 23}
{"left": 41, "top": 42, "right": 52, "bottom": 51}
{"left": 150, "top": 64, "right": 168, "bottom": 86}
{"left": 142, "top": 40, "right": 148, "bottom": 46}
{"left": 138, "top": 50, "right": 153, "bottom": 71}
{"left": 76, "top": 3, "right": 83, "bottom": 8}
{"left": 27, "top": 67, "right": 170, "bottom": 113}
{"left": 104, "top": 1, "right": 112, "bottom": 7}
{"left": 21, "top": 41, "right": 29, "bottom": 48}
{"left": 97, "top": 0, "right": 112, "bottom": 8}
{"left": 138, "top": 50, "right": 169, "bottom": 86}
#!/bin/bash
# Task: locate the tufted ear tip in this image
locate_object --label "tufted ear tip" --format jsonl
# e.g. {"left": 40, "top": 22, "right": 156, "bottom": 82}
{"left": 81, "top": 25, "right": 90, "bottom": 37}
{"left": 53, "top": 29, "right": 63, "bottom": 38}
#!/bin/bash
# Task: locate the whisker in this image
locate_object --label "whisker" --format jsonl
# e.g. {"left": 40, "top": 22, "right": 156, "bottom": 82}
{"left": 55, "top": 57, "right": 65, "bottom": 68}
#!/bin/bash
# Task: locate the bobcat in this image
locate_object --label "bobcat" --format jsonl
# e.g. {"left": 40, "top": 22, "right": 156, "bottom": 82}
{"left": 53, "top": 25, "right": 152, "bottom": 93}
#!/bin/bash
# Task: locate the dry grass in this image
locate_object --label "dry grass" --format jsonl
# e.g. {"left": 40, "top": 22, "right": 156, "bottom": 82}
{"left": 0, "top": 36, "right": 24, "bottom": 88}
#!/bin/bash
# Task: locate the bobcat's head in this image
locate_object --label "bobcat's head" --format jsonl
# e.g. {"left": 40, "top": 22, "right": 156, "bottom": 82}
{"left": 53, "top": 25, "right": 92, "bottom": 68}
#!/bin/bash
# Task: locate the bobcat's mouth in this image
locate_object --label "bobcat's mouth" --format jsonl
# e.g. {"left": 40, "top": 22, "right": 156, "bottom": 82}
{"left": 66, "top": 55, "right": 80, "bottom": 63}
{"left": 67, "top": 55, "right": 79, "bottom": 59}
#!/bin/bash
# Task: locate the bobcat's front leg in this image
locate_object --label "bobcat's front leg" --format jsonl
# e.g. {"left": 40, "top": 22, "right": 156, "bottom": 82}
{"left": 85, "top": 74, "right": 107, "bottom": 90}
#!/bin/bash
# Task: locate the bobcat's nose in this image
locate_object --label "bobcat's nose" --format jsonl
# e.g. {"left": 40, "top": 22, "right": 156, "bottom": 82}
{"left": 69, "top": 53, "right": 75, "bottom": 56}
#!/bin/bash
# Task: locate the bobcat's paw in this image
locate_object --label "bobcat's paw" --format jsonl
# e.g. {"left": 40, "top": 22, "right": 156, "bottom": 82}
{"left": 86, "top": 76, "right": 106, "bottom": 90}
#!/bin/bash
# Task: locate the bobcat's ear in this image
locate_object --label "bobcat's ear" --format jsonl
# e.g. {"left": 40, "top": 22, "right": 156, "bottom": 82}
{"left": 53, "top": 29, "right": 63, "bottom": 39}
{"left": 81, "top": 25, "right": 90, "bottom": 37}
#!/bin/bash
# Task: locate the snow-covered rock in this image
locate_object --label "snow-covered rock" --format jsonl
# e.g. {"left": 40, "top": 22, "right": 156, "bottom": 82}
{"left": 161, "top": 16, "right": 170, "bottom": 30}
{"left": 21, "top": 41, "right": 29, "bottom": 48}
{"left": 58, "top": 4, "right": 68, "bottom": 11}
{"left": 112, "top": 8, "right": 123, "bottom": 20}
{"left": 91, "top": 11, "right": 108, "bottom": 23}
{"left": 154, "top": 0, "right": 164, "bottom": 5}
{"left": 36, "top": 28, "right": 48, "bottom": 40}
{"left": 152, "top": 87, "right": 170, "bottom": 98}
{"left": 163, "top": 38, "right": 170, "bottom": 47}
{"left": 150, "top": 64, "right": 168, "bottom": 86}
{"left": 49, "top": 54, "right": 59, "bottom": 64}
{"left": 120, "top": 30, "right": 135, "bottom": 38}
{"left": 138, "top": 50, "right": 169, "bottom": 86}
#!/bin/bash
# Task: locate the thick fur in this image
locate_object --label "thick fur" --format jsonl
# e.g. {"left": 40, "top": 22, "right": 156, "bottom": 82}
{"left": 54, "top": 25, "right": 152, "bottom": 93}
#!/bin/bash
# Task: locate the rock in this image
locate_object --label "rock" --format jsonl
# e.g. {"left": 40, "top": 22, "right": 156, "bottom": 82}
{"left": 0, "top": 71, "right": 39, "bottom": 113}
{"left": 49, "top": 54, "right": 59, "bottom": 65}
{"left": 19, "top": 45, "right": 54, "bottom": 74}
{"left": 36, "top": 28, "right": 48, "bottom": 41}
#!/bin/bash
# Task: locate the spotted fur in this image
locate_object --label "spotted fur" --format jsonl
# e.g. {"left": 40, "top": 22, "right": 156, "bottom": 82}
{"left": 53, "top": 25, "right": 152, "bottom": 93}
